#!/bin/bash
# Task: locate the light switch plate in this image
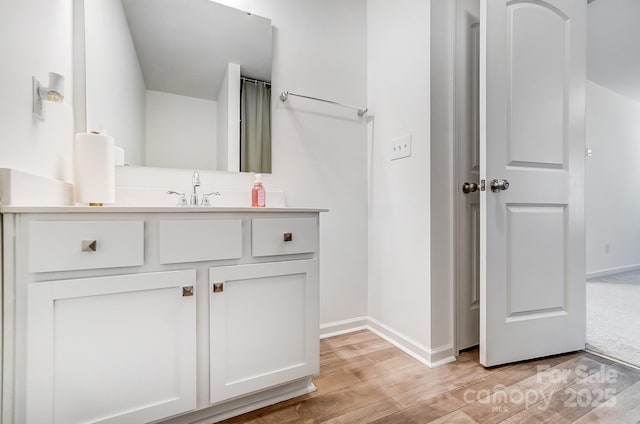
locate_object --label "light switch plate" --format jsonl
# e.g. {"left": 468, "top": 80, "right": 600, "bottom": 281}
{"left": 390, "top": 134, "right": 412, "bottom": 161}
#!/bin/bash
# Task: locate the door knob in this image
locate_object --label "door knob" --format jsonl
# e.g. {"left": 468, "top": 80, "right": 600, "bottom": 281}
{"left": 490, "top": 179, "right": 509, "bottom": 192}
{"left": 462, "top": 182, "right": 478, "bottom": 194}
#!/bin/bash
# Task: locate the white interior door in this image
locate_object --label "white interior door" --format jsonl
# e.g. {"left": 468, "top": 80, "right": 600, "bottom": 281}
{"left": 480, "top": 0, "right": 586, "bottom": 367}
{"left": 456, "top": 0, "right": 481, "bottom": 352}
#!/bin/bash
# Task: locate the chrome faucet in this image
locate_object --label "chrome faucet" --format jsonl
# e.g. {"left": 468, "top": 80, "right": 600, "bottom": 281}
{"left": 168, "top": 170, "right": 217, "bottom": 206}
{"left": 167, "top": 191, "right": 188, "bottom": 206}
{"left": 190, "top": 170, "right": 201, "bottom": 206}
{"left": 201, "top": 192, "right": 221, "bottom": 206}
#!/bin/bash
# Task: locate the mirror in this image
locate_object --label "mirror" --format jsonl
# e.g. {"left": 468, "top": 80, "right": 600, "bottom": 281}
{"left": 82, "top": 0, "right": 273, "bottom": 173}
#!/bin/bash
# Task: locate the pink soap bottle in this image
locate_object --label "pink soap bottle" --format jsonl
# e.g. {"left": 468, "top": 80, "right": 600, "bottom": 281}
{"left": 251, "top": 174, "right": 266, "bottom": 207}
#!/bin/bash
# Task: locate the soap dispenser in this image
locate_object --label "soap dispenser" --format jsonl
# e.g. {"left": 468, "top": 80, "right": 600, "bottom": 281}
{"left": 251, "top": 174, "right": 266, "bottom": 207}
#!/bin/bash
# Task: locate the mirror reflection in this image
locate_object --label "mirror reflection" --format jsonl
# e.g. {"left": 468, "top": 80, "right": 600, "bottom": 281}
{"left": 83, "top": 0, "right": 273, "bottom": 173}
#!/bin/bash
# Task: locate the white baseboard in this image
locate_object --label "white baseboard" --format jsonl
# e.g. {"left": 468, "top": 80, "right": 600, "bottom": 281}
{"left": 429, "top": 344, "right": 457, "bottom": 367}
{"left": 586, "top": 263, "right": 640, "bottom": 279}
{"left": 367, "top": 317, "right": 455, "bottom": 368}
{"left": 320, "top": 316, "right": 368, "bottom": 339}
{"left": 320, "top": 316, "right": 456, "bottom": 368}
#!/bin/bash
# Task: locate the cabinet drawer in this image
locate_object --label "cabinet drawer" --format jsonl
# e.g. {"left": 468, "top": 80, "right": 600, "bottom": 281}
{"left": 159, "top": 219, "right": 242, "bottom": 264}
{"left": 28, "top": 221, "right": 144, "bottom": 273}
{"left": 252, "top": 217, "right": 318, "bottom": 257}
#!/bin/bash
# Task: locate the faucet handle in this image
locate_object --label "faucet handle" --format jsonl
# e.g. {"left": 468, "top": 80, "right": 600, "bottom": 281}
{"left": 167, "top": 191, "right": 188, "bottom": 207}
{"left": 201, "top": 192, "right": 221, "bottom": 207}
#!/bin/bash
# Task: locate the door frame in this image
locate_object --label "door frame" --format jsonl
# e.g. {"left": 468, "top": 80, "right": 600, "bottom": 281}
{"left": 452, "top": 0, "right": 481, "bottom": 357}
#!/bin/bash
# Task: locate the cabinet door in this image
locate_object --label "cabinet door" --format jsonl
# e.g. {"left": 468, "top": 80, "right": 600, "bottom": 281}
{"left": 26, "top": 270, "right": 197, "bottom": 424}
{"left": 209, "top": 260, "right": 319, "bottom": 404}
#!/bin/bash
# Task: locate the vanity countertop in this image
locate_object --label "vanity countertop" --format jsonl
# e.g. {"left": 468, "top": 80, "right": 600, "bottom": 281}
{"left": 0, "top": 206, "right": 329, "bottom": 214}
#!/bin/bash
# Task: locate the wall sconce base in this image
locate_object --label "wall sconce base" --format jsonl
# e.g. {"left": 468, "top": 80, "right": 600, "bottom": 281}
{"left": 32, "top": 77, "right": 45, "bottom": 121}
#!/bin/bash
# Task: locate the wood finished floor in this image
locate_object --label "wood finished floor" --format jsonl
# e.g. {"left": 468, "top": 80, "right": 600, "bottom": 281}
{"left": 220, "top": 330, "right": 640, "bottom": 423}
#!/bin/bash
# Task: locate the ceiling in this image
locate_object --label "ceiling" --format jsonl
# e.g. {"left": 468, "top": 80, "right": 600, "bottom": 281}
{"left": 587, "top": 0, "right": 640, "bottom": 103}
{"left": 121, "top": 0, "right": 272, "bottom": 101}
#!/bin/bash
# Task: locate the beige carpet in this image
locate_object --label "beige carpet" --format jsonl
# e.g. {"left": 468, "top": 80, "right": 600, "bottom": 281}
{"left": 587, "top": 269, "right": 640, "bottom": 367}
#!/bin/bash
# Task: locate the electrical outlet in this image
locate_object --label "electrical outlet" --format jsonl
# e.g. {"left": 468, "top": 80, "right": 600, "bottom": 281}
{"left": 390, "top": 134, "right": 412, "bottom": 161}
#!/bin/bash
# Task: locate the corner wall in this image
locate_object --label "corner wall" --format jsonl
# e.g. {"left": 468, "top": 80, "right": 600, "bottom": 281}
{"left": 84, "top": 0, "right": 146, "bottom": 165}
{"left": 366, "top": 0, "right": 433, "bottom": 360}
{"left": 217, "top": 67, "right": 231, "bottom": 171}
{"left": 215, "top": 63, "right": 241, "bottom": 172}
{"left": 0, "top": 0, "right": 75, "bottom": 182}
{"left": 586, "top": 80, "right": 640, "bottom": 276}
{"left": 429, "top": 0, "right": 456, "bottom": 362}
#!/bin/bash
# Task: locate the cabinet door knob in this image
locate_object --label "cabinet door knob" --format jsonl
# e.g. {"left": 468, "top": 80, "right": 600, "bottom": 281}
{"left": 182, "top": 286, "right": 194, "bottom": 297}
{"left": 283, "top": 232, "right": 293, "bottom": 242}
{"left": 81, "top": 240, "right": 97, "bottom": 252}
{"left": 213, "top": 282, "right": 224, "bottom": 293}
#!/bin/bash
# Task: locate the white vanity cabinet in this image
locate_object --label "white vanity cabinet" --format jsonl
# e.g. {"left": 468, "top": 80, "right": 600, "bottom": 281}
{"left": 1, "top": 207, "right": 322, "bottom": 424}
{"left": 26, "top": 271, "right": 198, "bottom": 424}
{"left": 209, "top": 260, "right": 319, "bottom": 404}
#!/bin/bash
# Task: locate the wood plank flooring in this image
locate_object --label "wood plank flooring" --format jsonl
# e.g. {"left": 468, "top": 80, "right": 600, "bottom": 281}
{"left": 220, "top": 330, "right": 640, "bottom": 423}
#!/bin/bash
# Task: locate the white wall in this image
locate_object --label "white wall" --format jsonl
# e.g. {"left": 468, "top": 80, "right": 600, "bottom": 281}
{"left": 587, "top": 0, "right": 640, "bottom": 103}
{"left": 429, "top": 0, "right": 455, "bottom": 356}
{"left": 586, "top": 80, "right": 640, "bottom": 276}
{"left": 216, "top": 63, "right": 240, "bottom": 172}
{"left": 227, "top": 64, "right": 241, "bottom": 172}
{"left": 146, "top": 90, "right": 218, "bottom": 170}
{"left": 0, "top": 0, "right": 75, "bottom": 182}
{"left": 84, "top": 0, "right": 146, "bottom": 166}
{"left": 367, "top": 0, "right": 432, "bottom": 352}
{"left": 217, "top": 69, "right": 230, "bottom": 171}
{"left": 119, "top": 0, "right": 369, "bottom": 326}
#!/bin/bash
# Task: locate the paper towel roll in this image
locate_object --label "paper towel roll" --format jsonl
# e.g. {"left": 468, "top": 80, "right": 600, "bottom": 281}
{"left": 75, "top": 132, "right": 115, "bottom": 205}
{"left": 114, "top": 146, "right": 125, "bottom": 166}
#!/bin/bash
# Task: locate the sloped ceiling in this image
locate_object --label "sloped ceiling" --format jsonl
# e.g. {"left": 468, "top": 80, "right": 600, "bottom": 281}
{"left": 121, "top": 0, "right": 272, "bottom": 101}
{"left": 588, "top": 0, "right": 640, "bottom": 102}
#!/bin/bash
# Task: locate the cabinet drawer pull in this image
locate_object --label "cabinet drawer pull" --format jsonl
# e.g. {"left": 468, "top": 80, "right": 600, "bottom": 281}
{"left": 283, "top": 232, "right": 293, "bottom": 242}
{"left": 182, "top": 286, "right": 194, "bottom": 297}
{"left": 81, "top": 240, "right": 97, "bottom": 252}
{"left": 213, "top": 282, "right": 224, "bottom": 293}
